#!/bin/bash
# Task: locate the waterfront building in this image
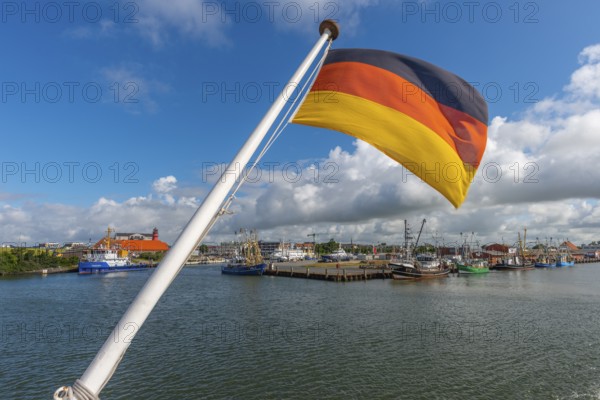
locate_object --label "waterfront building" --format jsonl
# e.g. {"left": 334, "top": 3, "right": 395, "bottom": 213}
{"left": 294, "top": 242, "right": 314, "bottom": 257}
{"left": 38, "top": 242, "right": 61, "bottom": 249}
{"left": 94, "top": 228, "right": 169, "bottom": 253}
{"left": 218, "top": 241, "right": 240, "bottom": 258}
{"left": 482, "top": 243, "right": 510, "bottom": 253}
{"left": 560, "top": 241, "right": 579, "bottom": 251}
{"left": 115, "top": 228, "right": 159, "bottom": 241}
{"left": 258, "top": 241, "right": 280, "bottom": 258}
{"left": 62, "top": 242, "right": 87, "bottom": 250}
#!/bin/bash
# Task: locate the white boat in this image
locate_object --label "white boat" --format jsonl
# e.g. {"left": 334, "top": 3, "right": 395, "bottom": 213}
{"left": 79, "top": 228, "right": 152, "bottom": 274}
{"left": 271, "top": 248, "right": 305, "bottom": 261}
{"left": 322, "top": 248, "right": 350, "bottom": 262}
{"left": 79, "top": 248, "right": 152, "bottom": 274}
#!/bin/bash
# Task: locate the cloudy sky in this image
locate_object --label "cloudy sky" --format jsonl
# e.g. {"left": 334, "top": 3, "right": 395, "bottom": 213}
{"left": 2, "top": 0, "right": 600, "bottom": 248}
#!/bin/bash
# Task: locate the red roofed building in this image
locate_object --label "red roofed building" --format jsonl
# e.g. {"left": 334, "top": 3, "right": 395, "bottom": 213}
{"left": 482, "top": 243, "right": 510, "bottom": 253}
{"left": 560, "top": 241, "right": 579, "bottom": 251}
{"left": 115, "top": 239, "right": 169, "bottom": 252}
{"left": 94, "top": 227, "right": 169, "bottom": 253}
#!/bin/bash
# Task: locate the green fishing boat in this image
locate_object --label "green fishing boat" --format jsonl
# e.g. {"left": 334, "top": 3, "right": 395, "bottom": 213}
{"left": 457, "top": 259, "right": 490, "bottom": 274}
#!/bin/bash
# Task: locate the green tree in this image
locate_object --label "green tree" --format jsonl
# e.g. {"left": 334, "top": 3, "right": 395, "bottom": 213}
{"left": 316, "top": 239, "right": 339, "bottom": 255}
{"left": 415, "top": 244, "right": 436, "bottom": 254}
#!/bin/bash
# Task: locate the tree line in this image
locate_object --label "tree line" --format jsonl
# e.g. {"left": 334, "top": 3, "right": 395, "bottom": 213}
{"left": 0, "top": 248, "right": 79, "bottom": 275}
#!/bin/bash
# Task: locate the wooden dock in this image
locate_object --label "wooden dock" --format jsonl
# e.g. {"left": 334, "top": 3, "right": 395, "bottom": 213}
{"left": 264, "top": 265, "right": 393, "bottom": 282}
{"left": 575, "top": 258, "right": 600, "bottom": 264}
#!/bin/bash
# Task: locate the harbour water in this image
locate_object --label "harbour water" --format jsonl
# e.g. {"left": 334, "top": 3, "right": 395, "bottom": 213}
{"left": 2, "top": 264, "right": 600, "bottom": 399}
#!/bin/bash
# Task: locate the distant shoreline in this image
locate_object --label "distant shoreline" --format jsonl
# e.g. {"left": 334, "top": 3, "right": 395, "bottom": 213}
{"left": 0, "top": 265, "right": 78, "bottom": 277}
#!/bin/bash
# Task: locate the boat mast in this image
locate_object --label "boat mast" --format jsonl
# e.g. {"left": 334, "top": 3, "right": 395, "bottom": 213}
{"left": 56, "top": 20, "right": 340, "bottom": 400}
{"left": 404, "top": 220, "right": 409, "bottom": 258}
{"left": 403, "top": 220, "right": 406, "bottom": 254}
{"left": 518, "top": 232, "right": 525, "bottom": 261}
{"left": 523, "top": 227, "right": 528, "bottom": 261}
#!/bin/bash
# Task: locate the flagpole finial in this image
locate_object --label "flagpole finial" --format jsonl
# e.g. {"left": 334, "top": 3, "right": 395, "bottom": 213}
{"left": 319, "top": 19, "right": 340, "bottom": 40}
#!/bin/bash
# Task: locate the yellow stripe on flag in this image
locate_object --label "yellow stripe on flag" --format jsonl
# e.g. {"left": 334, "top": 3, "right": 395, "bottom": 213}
{"left": 293, "top": 91, "right": 477, "bottom": 207}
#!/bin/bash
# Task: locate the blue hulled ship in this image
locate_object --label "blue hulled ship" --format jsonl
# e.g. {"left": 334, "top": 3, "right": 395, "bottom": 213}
{"left": 79, "top": 228, "right": 152, "bottom": 274}
{"left": 221, "top": 229, "right": 266, "bottom": 276}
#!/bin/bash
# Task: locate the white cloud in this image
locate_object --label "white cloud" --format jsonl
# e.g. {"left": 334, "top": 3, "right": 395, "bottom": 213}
{"left": 152, "top": 176, "right": 178, "bottom": 194}
{"left": 4, "top": 44, "right": 600, "bottom": 247}
{"left": 203, "top": 42, "right": 600, "bottom": 246}
{"left": 578, "top": 44, "right": 600, "bottom": 65}
{"left": 124, "top": 0, "right": 377, "bottom": 47}
{"left": 265, "top": 0, "right": 378, "bottom": 36}
{"left": 567, "top": 45, "right": 600, "bottom": 100}
{"left": 152, "top": 176, "right": 178, "bottom": 205}
{"left": 63, "top": 19, "right": 118, "bottom": 40}
{"left": 134, "top": 0, "right": 231, "bottom": 47}
{"left": 0, "top": 177, "right": 198, "bottom": 246}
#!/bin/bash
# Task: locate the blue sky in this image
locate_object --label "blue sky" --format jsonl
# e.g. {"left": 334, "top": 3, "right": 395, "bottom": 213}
{"left": 2, "top": 0, "right": 600, "bottom": 246}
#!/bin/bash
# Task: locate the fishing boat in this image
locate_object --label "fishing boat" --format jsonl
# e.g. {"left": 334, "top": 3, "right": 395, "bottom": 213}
{"left": 221, "top": 229, "right": 266, "bottom": 276}
{"left": 390, "top": 253, "right": 449, "bottom": 280}
{"left": 534, "top": 255, "right": 556, "bottom": 268}
{"left": 455, "top": 232, "right": 489, "bottom": 274}
{"left": 494, "top": 256, "right": 534, "bottom": 270}
{"left": 493, "top": 229, "right": 534, "bottom": 270}
{"left": 78, "top": 228, "right": 152, "bottom": 274}
{"left": 535, "top": 246, "right": 557, "bottom": 268}
{"left": 221, "top": 262, "right": 266, "bottom": 275}
{"left": 389, "top": 220, "right": 449, "bottom": 280}
{"left": 457, "top": 259, "right": 489, "bottom": 274}
{"left": 556, "top": 254, "right": 575, "bottom": 267}
{"left": 533, "top": 239, "right": 556, "bottom": 268}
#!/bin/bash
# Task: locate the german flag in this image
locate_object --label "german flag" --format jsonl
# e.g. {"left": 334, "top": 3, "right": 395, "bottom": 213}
{"left": 292, "top": 49, "right": 488, "bottom": 207}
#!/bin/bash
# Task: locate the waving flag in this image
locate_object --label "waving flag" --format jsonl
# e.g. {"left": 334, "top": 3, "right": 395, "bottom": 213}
{"left": 292, "top": 49, "right": 488, "bottom": 207}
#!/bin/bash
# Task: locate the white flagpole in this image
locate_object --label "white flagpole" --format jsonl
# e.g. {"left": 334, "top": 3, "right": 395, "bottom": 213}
{"left": 55, "top": 20, "right": 339, "bottom": 400}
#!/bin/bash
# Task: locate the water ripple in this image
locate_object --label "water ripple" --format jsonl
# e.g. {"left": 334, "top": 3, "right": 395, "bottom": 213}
{"left": 3, "top": 264, "right": 600, "bottom": 398}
